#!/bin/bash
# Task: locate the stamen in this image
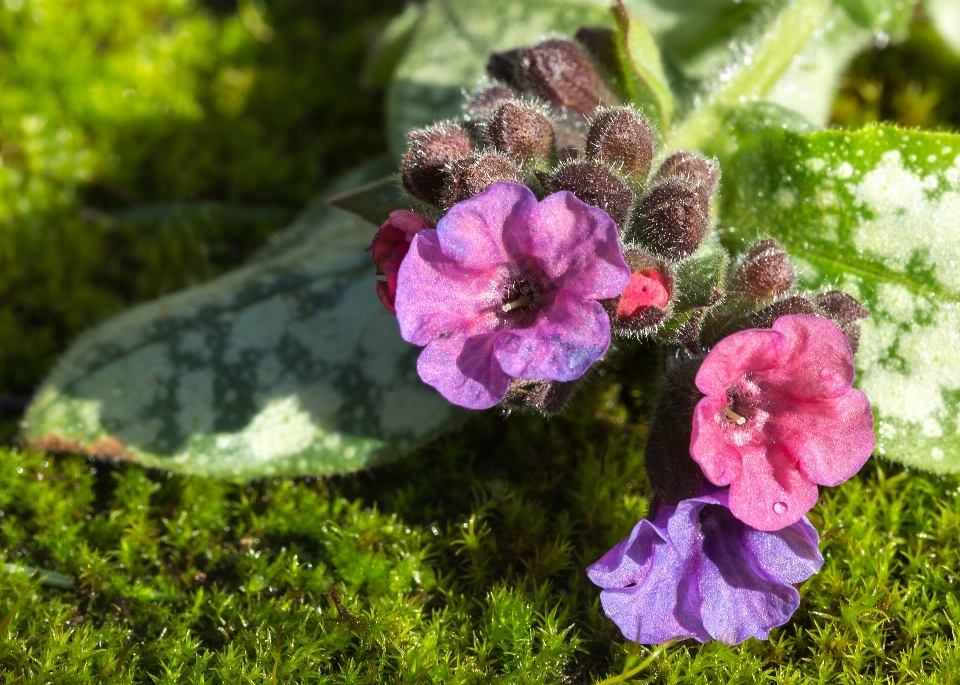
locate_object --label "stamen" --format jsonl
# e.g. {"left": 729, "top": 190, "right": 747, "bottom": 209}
{"left": 723, "top": 406, "right": 747, "bottom": 425}
{"left": 502, "top": 295, "right": 533, "bottom": 312}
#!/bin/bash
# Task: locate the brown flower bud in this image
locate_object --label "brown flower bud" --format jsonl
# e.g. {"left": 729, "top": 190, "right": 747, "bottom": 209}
{"left": 631, "top": 152, "right": 719, "bottom": 262}
{"left": 401, "top": 124, "right": 474, "bottom": 207}
{"left": 751, "top": 295, "right": 816, "bottom": 329}
{"left": 443, "top": 151, "right": 523, "bottom": 207}
{"left": 464, "top": 83, "right": 515, "bottom": 113}
{"left": 729, "top": 239, "right": 795, "bottom": 304}
{"left": 486, "top": 39, "right": 617, "bottom": 116}
{"left": 488, "top": 102, "right": 555, "bottom": 164}
{"left": 814, "top": 291, "right": 870, "bottom": 354}
{"left": 502, "top": 378, "right": 577, "bottom": 415}
{"left": 586, "top": 108, "right": 655, "bottom": 179}
{"left": 551, "top": 161, "right": 634, "bottom": 230}
{"left": 645, "top": 355, "right": 706, "bottom": 505}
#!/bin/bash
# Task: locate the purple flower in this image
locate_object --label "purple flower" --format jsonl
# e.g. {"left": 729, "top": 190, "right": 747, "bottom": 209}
{"left": 395, "top": 182, "right": 630, "bottom": 409}
{"left": 587, "top": 489, "right": 823, "bottom": 645}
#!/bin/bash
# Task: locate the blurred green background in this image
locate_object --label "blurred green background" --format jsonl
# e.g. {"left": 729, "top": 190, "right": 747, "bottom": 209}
{"left": 3, "top": 1, "right": 960, "bottom": 682}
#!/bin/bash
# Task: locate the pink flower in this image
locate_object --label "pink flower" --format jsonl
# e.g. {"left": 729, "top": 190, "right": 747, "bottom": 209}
{"left": 616, "top": 269, "right": 670, "bottom": 320}
{"left": 395, "top": 182, "right": 630, "bottom": 409}
{"left": 369, "top": 210, "right": 433, "bottom": 314}
{"left": 690, "top": 315, "right": 874, "bottom": 531}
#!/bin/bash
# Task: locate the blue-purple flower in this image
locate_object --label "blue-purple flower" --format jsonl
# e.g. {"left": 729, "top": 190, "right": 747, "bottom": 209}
{"left": 587, "top": 489, "right": 823, "bottom": 645}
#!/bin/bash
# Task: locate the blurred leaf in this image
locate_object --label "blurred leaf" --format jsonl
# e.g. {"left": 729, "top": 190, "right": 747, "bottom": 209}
{"left": 386, "top": 0, "right": 614, "bottom": 156}
{"left": 719, "top": 123, "right": 960, "bottom": 473}
{"left": 362, "top": 3, "right": 424, "bottom": 88}
{"left": 927, "top": 0, "right": 960, "bottom": 56}
{"left": 835, "top": 0, "right": 914, "bottom": 34}
{"left": 610, "top": 2, "right": 674, "bottom": 132}
{"left": 327, "top": 175, "right": 415, "bottom": 227}
{"left": 22, "top": 171, "right": 466, "bottom": 479}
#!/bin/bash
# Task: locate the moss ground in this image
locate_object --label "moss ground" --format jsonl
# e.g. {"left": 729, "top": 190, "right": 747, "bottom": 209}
{"left": 2, "top": 3, "right": 960, "bottom": 683}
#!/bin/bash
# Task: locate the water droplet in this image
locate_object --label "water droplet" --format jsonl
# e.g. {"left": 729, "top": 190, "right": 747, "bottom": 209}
{"left": 773, "top": 502, "right": 788, "bottom": 515}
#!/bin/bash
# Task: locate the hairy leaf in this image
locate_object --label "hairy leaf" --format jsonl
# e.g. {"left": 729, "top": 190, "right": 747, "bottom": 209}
{"left": 719, "top": 123, "right": 960, "bottom": 472}
{"left": 610, "top": 1, "right": 674, "bottom": 132}
{"left": 22, "top": 179, "right": 465, "bottom": 479}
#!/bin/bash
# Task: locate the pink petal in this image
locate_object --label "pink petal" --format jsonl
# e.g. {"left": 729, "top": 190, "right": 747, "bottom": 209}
{"left": 492, "top": 292, "right": 610, "bottom": 381}
{"left": 766, "top": 315, "right": 856, "bottom": 400}
{"left": 396, "top": 230, "right": 501, "bottom": 346}
{"left": 695, "top": 327, "right": 782, "bottom": 397}
{"left": 416, "top": 332, "right": 511, "bottom": 410}
{"left": 772, "top": 389, "right": 875, "bottom": 487}
{"left": 727, "top": 444, "right": 819, "bottom": 531}
{"left": 690, "top": 395, "right": 743, "bottom": 486}
{"left": 617, "top": 270, "right": 670, "bottom": 319}
{"left": 436, "top": 182, "right": 538, "bottom": 270}
{"left": 387, "top": 209, "right": 433, "bottom": 237}
{"left": 527, "top": 190, "right": 630, "bottom": 300}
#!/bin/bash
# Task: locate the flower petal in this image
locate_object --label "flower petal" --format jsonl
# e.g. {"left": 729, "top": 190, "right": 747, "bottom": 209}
{"left": 436, "top": 181, "right": 538, "bottom": 269}
{"left": 728, "top": 444, "right": 819, "bottom": 531}
{"left": 528, "top": 190, "right": 630, "bottom": 299}
{"left": 396, "top": 230, "right": 500, "bottom": 346}
{"left": 767, "top": 315, "right": 856, "bottom": 400}
{"left": 772, "top": 389, "right": 875, "bottom": 487}
{"left": 416, "top": 332, "right": 511, "bottom": 410}
{"left": 690, "top": 396, "right": 743, "bottom": 486}
{"left": 493, "top": 292, "right": 610, "bottom": 381}
{"left": 695, "top": 327, "right": 782, "bottom": 397}
{"left": 741, "top": 517, "right": 823, "bottom": 586}
{"left": 696, "top": 505, "right": 802, "bottom": 643}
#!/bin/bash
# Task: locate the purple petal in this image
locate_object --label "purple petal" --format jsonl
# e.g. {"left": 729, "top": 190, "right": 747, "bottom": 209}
{"left": 493, "top": 292, "right": 610, "bottom": 381}
{"left": 528, "top": 191, "right": 630, "bottom": 299}
{"left": 416, "top": 332, "right": 511, "bottom": 410}
{"left": 396, "top": 230, "right": 501, "bottom": 346}
{"left": 741, "top": 517, "right": 823, "bottom": 586}
{"left": 436, "top": 182, "right": 538, "bottom": 269}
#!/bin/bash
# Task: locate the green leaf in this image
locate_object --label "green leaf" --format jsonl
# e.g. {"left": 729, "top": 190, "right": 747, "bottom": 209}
{"left": 22, "top": 173, "right": 466, "bottom": 479}
{"left": 327, "top": 175, "right": 417, "bottom": 227}
{"left": 361, "top": 3, "right": 424, "bottom": 88}
{"left": 835, "top": 0, "right": 914, "bottom": 34}
{"left": 386, "top": 0, "right": 615, "bottom": 157}
{"left": 927, "top": 0, "right": 960, "bottom": 56}
{"left": 610, "top": 2, "right": 674, "bottom": 132}
{"left": 718, "top": 123, "right": 960, "bottom": 473}
{"left": 671, "top": 238, "right": 729, "bottom": 313}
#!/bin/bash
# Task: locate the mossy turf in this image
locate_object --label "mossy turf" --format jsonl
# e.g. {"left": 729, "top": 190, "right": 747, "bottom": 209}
{"left": 4, "top": 4, "right": 960, "bottom": 683}
{"left": 1, "top": 350, "right": 959, "bottom": 683}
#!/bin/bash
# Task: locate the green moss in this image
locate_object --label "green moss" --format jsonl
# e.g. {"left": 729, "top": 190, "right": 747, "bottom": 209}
{"left": 0, "top": 343, "right": 958, "bottom": 681}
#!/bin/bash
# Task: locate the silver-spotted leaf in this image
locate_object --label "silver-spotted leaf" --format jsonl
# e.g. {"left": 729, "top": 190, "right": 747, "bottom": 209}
{"left": 23, "top": 189, "right": 465, "bottom": 479}
{"left": 719, "top": 123, "right": 960, "bottom": 472}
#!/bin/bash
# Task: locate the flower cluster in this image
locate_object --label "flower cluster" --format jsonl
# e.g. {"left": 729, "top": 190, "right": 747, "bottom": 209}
{"left": 364, "top": 31, "right": 877, "bottom": 647}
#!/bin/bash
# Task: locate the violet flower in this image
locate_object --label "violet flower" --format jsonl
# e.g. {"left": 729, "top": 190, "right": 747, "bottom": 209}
{"left": 690, "top": 315, "right": 875, "bottom": 531}
{"left": 395, "top": 182, "right": 630, "bottom": 409}
{"left": 587, "top": 489, "right": 823, "bottom": 645}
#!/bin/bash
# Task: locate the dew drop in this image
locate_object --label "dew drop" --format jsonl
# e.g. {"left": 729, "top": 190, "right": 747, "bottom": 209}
{"left": 773, "top": 502, "right": 788, "bottom": 515}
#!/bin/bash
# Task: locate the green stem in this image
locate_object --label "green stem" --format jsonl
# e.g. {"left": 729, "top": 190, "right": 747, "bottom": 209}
{"left": 667, "top": 0, "right": 834, "bottom": 153}
{"left": 594, "top": 639, "right": 678, "bottom": 685}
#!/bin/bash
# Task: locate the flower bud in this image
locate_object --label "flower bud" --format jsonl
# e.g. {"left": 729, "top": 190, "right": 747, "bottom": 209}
{"left": 443, "top": 151, "right": 523, "bottom": 207}
{"left": 751, "top": 295, "right": 816, "bottom": 329}
{"left": 551, "top": 161, "right": 635, "bottom": 230}
{"left": 488, "top": 102, "right": 555, "bottom": 164}
{"left": 401, "top": 124, "right": 474, "bottom": 207}
{"left": 814, "top": 291, "right": 869, "bottom": 354}
{"left": 486, "top": 39, "right": 617, "bottom": 116}
{"left": 586, "top": 108, "right": 655, "bottom": 180}
{"left": 502, "top": 378, "right": 577, "bottom": 415}
{"left": 630, "top": 152, "right": 719, "bottom": 262}
{"left": 729, "top": 239, "right": 795, "bottom": 304}
{"left": 464, "top": 83, "right": 515, "bottom": 114}
{"left": 368, "top": 211, "right": 433, "bottom": 315}
{"left": 645, "top": 355, "right": 706, "bottom": 505}
{"left": 603, "top": 249, "right": 672, "bottom": 334}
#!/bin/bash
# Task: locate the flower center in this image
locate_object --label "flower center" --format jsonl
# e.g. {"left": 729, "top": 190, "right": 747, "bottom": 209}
{"left": 716, "top": 375, "right": 769, "bottom": 445}
{"left": 501, "top": 278, "right": 545, "bottom": 315}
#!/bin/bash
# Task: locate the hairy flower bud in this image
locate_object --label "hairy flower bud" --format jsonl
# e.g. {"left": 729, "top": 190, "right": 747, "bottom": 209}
{"left": 502, "top": 378, "right": 577, "bottom": 415}
{"left": 586, "top": 108, "right": 655, "bottom": 180}
{"left": 729, "top": 239, "right": 795, "bottom": 304}
{"left": 402, "top": 124, "right": 474, "bottom": 207}
{"left": 630, "top": 152, "right": 719, "bottom": 262}
{"left": 751, "top": 295, "right": 816, "bottom": 329}
{"left": 814, "top": 291, "right": 870, "bottom": 354}
{"left": 486, "top": 39, "right": 617, "bottom": 116}
{"left": 464, "top": 83, "right": 515, "bottom": 113}
{"left": 443, "top": 152, "right": 523, "bottom": 207}
{"left": 551, "top": 161, "right": 634, "bottom": 229}
{"left": 488, "top": 102, "right": 556, "bottom": 164}
{"left": 603, "top": 249, "right": 672, "bottom": 333}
